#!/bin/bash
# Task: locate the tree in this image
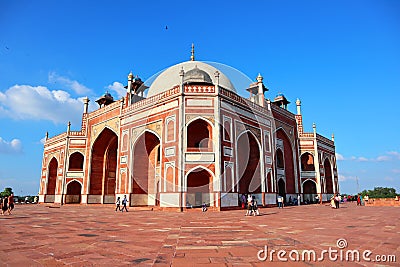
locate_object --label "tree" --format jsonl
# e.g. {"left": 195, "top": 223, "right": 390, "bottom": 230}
{"left": 0, "top": 187, "right": 13, "bottom": 197}
{"left": 360, "top": 187, "right": 397, "bottom": 198}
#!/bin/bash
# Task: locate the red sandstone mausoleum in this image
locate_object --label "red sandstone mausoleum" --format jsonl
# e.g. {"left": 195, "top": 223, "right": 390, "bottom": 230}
{"left": 39, "top": 48, "right": 339, "bottom": 210}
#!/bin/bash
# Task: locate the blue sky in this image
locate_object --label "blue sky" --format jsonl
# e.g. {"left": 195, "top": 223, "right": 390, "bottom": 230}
{"left": 0, "top": 0, "right": 399, "bottom": 196}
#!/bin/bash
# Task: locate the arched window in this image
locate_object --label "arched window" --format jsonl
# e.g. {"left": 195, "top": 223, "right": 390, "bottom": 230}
{"left": 187, "top": 119, "right": 212, "bottom": 151}
{"left": 68, "top": 152, "right": 84, "bottom": 171}
{"left": 166, "top": 119, "right": 175, "bottom": 142}
{"left": 301, "top": 153, "right": 315, "bottom": 171}
{"left": 276, "top": 149, "right": 284, "bottom": 168}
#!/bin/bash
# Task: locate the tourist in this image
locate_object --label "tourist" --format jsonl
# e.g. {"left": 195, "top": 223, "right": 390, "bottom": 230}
{"left": 330, "top": 195, "right": 336, "bottom": 208}
{"left": 357, "top": 195, "right": 361, "bottom": 206}
{"left": 8, "top": 194, "right": 14, "bottom": 215}
{"left": 241, "top": 194, "right": 246, "bottom": 209}
{"left": 252, "top": 196, "right": 259, "bottom": 216}
{"left": 202, "top": 202, "right": 207, "bottom": 212}
{"left": 334, "top": 194, "right": 340, "bottom": 209}
{"left": 277, "top": 195, "right": 283, "bottom": 209}
{"left": 247, "top": 194, "right": 252, "bottom": 204}
{"left": 121, "top": 195, "right": 128, "bottom": 212}
{"left": 115, "top": 196, "right": 121, "bottom": 211}
{"left": 297, "top": 194, "right": 301, "bottom": 206}
{"left": 245, "top": 195, "right": 254, "bottom": 216}
{"left": 364, "top": 195, "right": 369, "bottom": 203}
{"left": 1, "top": 196, "right": 8, "bottom": 215}
{"left": 315, "top": 194, "right": 320, "bottom": 204}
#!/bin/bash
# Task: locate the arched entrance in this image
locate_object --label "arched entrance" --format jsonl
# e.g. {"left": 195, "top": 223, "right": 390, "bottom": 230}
{"left": 237, "top": 131, "right": 261, "bottom": 194}
{"left": 89, "top": 128, "right": 118, "bottom": 204}
{"left": 186, "top": 167, "right": 213, "bottom": 207}
{"left": 278, "top": 178, "right": 286, "bottom": 200}
{"left": 324, "top": 159, "right": 334, "bottom": 194}
{"left": 46, "top": 157, "right": 58, "bottom": 203}
{"left": 303, "top": 180, "right": 317, "bottom": 204}
{"left": 66, "top": 180, "right": 81, "bottom": 204}
{"left": 132, "top": 131, "right": 161, "bottom": 205}
{"left": 276, "top": 129, "right": 295, "bottom": 194}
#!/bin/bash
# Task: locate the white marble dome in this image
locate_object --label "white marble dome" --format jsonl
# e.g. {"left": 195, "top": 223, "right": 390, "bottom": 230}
{"left": 147, "top": 61, "right": 236, "bottom": 97}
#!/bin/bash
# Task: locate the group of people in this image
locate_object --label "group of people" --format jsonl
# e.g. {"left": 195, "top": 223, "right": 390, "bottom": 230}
{"left": 356, "top": 194, "right": 369, "bottom": 206}
{"left": 1, "top": 194, "right": 15, "bottom": 215}
{"left": 115, "top": 195, "right": 129, "bottom": 212}
{"left": 330, "top": 193, "right": 341, "bottom": 209}
{"left": 245, "top": 195, "right": 260, "bottom": 216}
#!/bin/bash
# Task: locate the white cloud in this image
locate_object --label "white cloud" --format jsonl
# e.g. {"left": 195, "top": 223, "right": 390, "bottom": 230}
{"left": 335, "top": 153, "right": 344, "bottom": 161}
{"left": 392, "top": 169, "right": 400, "bottom": 174}
{"left": 48, "top": 72, "right": 92, "bottom": 95}
{"left": 0, "top": 84, "right": 84, "bottom": 124}
{"left": 376, "top": 155, "right": 391, "bottom": 162}
{"left": 106, "top": 81, "right": 125, "bottom": 99}
{"left": 387, "top": 151, "right": 400, "bottom": 160}
{"left": 0, "top": 137, "right": 22, "bottom": 154}
{"left": 338, "top": 173, "right": 358, "bottom": 182}
{"left": 357, "top": 157, "right": 369, "bottom": 162}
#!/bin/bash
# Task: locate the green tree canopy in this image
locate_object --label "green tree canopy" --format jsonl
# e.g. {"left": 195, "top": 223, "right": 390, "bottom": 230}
{"left": 0, "top": 187, "right": 13, "bottom": 197}
{"left": 360, "top": 187, "right": 397, "bottom": 198}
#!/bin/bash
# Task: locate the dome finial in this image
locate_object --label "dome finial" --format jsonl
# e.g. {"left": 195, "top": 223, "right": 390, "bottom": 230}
{"left": 190, "top": 43, "right": 195, "bottom": 61}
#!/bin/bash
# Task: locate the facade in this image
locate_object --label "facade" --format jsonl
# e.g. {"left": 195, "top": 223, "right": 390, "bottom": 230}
{"left": 39, "top": 51, "right": 339, "bottom": 209}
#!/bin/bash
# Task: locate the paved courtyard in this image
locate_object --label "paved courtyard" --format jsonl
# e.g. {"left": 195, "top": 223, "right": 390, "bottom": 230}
{"left": 0, "top": 202, "right": 398, "bottom": 266}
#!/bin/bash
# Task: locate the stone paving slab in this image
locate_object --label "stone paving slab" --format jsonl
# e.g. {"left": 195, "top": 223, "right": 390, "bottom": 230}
{"left": 0, "top": 203, "right": 398, "bottom": 266}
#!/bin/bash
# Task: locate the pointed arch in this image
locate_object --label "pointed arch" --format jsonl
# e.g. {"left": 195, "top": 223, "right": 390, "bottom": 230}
{"left": 66, "top": 180, "right": 82, "bottom": 204}
{"left": 131, "top": 130, "right": 161, "bottom": 197}
{"left": 324, "top": 158, "right": 334, "bottom": 194}
{"left": 47, "top": 157, "right": 58, "bottom": 196}
{"left": 278, "top": 178, "right": 286, "bottom": 198}
{"left": 187, "top": 117, "right": 213, "bottom": 152}
{"left": 236, "top": 130, "right": 262, "bottom": 194}
{"left": 185, "top": 166, "right": 214, "bottom": 207}
{"left": 89, "top": 128, "right": 118, "bottom": 201}
{"left": 276, "top": 128, "right": 296, "bottom": 194}
{"left": 300, "top": 152, "right": 315, "bottom": 171}
{"left": 302, "top": 179, "right": 317, "bottom": 204}
{"left": 276, "top": 148, "right": 284, "bottom": 169}
{"left": 68, "top": 151, "right": 84, "bottom": 171}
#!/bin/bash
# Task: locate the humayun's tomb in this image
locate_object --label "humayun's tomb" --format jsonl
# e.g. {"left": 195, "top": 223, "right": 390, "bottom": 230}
{"left": 39, "top": 46, "right": 339, "bottom": 210}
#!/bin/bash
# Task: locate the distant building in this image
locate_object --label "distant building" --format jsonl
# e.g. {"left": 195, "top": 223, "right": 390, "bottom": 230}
{"left": 39, "top": 47, "right": 338, "bottom": 209}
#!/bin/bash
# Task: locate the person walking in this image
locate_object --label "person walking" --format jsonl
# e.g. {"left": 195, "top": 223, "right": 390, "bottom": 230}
{"left": 252, "top": 196, "right": 260, "bottom": 216}
{"left": 1, "top": 196, "right": 8, "bottom": 215}
{"left": 202, "top": 202, "right": 207, "bottom": 212}
{"left": 121, "top": 195, "right": 128, "bottom": 212}
{"left": 277, "top": 195, "right": 283, "bottom": 209}
{"left": 115, "top": 196, "right": 121, "bottom": 211}
{"left": 297, "top": 194, "right": 301, "bottom": 206}
{"left": 334, "top": 194, "right": 340, "bottom": 209}
{"left": 7, "top": 194, "right": 14, "bottom": 215}
{"left": 245, "top": 197, "right": 253, "bottom": 216}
